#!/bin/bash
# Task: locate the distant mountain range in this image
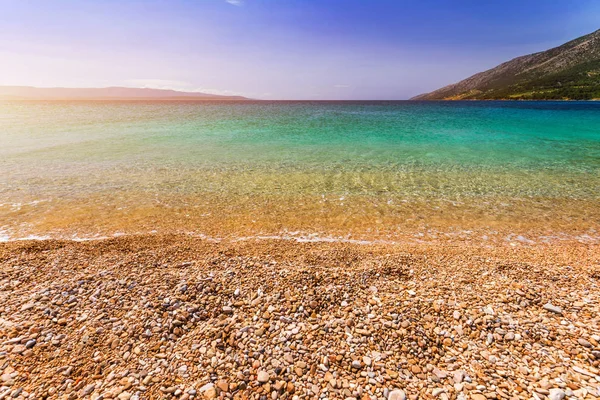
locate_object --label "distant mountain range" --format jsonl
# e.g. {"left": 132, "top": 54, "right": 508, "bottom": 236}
{"left": 412, "top": 29, "right": 600, "bottom": 100}
{"left": 0, "top": 86, "right": 248, "bottom": 100}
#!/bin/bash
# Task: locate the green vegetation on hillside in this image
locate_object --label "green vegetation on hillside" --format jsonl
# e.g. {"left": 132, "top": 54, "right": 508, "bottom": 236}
{"left": 471, "top": 59, "right": 600, "bottom": 100}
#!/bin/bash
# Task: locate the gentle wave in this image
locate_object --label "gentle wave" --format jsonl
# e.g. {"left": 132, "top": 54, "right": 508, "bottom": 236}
{"left": 1, "top": 229, "right": 599, "bottom": 245}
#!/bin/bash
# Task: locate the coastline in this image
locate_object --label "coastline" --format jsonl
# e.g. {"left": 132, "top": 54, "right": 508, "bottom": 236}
{"left": 1, "top": 100, "right": 599, "bottom": 398}
{"left": 1, "top": 235, "right": 599, "bottom": 399}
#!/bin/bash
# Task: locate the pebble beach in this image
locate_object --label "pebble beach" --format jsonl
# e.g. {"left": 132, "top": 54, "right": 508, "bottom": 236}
{"left": 1, "top": 235, "right": 599, "bottom": 399}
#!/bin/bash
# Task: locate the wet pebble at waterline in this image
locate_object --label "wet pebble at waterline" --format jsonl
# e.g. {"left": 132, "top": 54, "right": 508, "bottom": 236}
{"left": 0, "top": 236, "right": 599, "bottom": 399}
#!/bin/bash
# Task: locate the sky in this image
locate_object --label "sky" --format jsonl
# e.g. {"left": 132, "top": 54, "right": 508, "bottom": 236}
{"left": 0, "top": 0, "right": 598, "bottom": 100}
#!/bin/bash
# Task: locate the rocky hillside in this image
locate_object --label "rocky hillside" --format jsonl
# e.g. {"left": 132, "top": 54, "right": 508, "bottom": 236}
{"left": 412, "top": 29, "right": 600, "bottom": 100}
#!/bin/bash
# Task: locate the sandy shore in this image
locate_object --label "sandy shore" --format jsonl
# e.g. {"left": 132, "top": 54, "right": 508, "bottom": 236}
{"left": 0, "top": 235, "right": 599, "bottom": 399}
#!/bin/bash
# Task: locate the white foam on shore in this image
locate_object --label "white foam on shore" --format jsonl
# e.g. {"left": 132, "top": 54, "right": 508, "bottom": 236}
{"left": 0, "top": 230, "right": 599, "bottom": 245}
{"left": 0, "top": 231, "right": 51, "bottom": 242}
{"left": 3, "top": 199, "right": 49, "bottom": 212}
{"left": 0, "top": 230, "right": 397, "bottom": 245}
{"left": 0, "top": 231, "right": 132, "bottom": 243}
{"left": 235, "top": 234, "right": 398, "bottom": 246}
{"left": 19, "top": 235, "right": 52, "bottom": 241}
{"left": 71, "top": 235, "right": 112, "bottom": 242}
{"left": 0, "top": 230, "right": 10, "bottom": 243}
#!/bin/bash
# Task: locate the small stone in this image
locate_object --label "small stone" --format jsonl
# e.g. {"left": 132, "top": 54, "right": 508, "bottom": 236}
{"left": 351, "top": 360, "right": 362, "bottom": 369}
{"left": 432, "top": 368, "right": 447, "bottom": 379}
{"left": 386, "top": 369, "right": 399, "bottom": 379}
{"left": 25, "top": 339, "right": 36, "bottom": 349}
{"left": 203, "top": 388, "right": 217, "bottom": 399}
{"left": 198, "top": 383, "right": 214, "bottom": 393}
{"left": 11, "top": 345, "right": 26, "bottom": 354}
{"left": 577, "top": 338, "right": 592, "bottom": 348}
{"left": 222, "top": 306, "right": 233, "bottom": 315}
{"left": 311, "top": 384, "right": 319, "bottom": 395}
{"left": 388, "top": 389, "right": 406, "bottom": 400}
{"left": 286, "top": 382, "right": 295, "bottom": 393}
{"left": 197, "top": 383, "right": 216, "bottom": 400}
{"left": 216, "top": 380, "right": 228, "bottom": 392}
{"left": 504, "top": 332, "right": 515, "bottom": 341}
{"left": 548, "top": 388, "right": 565, "bottom": 400}
{"left": 432, "top": 388, "right": 444, "bottom": 397}
{"left": 1, "top": 374, "right": 15, "bottom": 386}
{"left": 81, "top": 384, "right": 95, "bottom": 396}
{"left": 257, "top": 370, "right": 270, "bottom": 383}
{"left": 543, "top": 303, "right": 562, "bottom": 314}
{"left": 453, "top": 371, "right": 465, "bottom": 383}
{"left": 362, "top": 356, "right": 372, "bottom": 366}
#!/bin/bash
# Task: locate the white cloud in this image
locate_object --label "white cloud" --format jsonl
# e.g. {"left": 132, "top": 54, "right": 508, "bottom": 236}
{"left": 119, "top": 79, "right": 248, "bottom": 97}
{"left": 192, "top": 87, "right": 247, "bottom": 97}
{"left": 225, "top": 0, "right": 243, "bottom": 6}
{"left": 121, "top": 79, "right": 192, "bottom": 90}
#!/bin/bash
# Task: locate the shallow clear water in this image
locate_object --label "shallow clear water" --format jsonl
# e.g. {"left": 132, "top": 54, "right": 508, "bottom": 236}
{"left": 1, "top": 100, "right": 599, "bottom": 241}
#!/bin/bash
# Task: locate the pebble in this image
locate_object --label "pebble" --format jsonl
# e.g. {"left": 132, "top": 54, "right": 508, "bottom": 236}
{"left": 453, "top": 371, "right": 465, "bottom": 383}
{"left": 548, "top": 388, "right": 565, "bottom": 400}
{"left": 257, "top": 370, "right": 270, "bottom": 383}
{"left": 388, "top": 389, "right": 406, "bottom": 400}
{"left": 222, "top": 306, "right": 233, "bottom": 314}
{"left": 0, "top": 237, "right": 598, "bottom": 400}
{"left": 543, "top": 303, "right": 562, "bottom": 314}
{"left": 470, "top": 395, "right": 487, "bottom": 400}
{"left": 81, "top": 384, "right": 95, "bottom": 396}
{"left": 577, "top": 338, "right": 592, "bottom": 348}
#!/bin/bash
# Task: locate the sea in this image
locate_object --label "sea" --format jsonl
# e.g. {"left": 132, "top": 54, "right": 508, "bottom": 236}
{"left": 1, "top": 100, "right": 599, "bottom": 243}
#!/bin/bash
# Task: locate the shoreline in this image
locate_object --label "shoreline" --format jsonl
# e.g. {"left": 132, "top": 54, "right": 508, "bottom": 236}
{"left": 2, "top": 229, "right": 600, "bottom": 247}
{"left": 1, "top": 235, "right": 599, "bottom": 399}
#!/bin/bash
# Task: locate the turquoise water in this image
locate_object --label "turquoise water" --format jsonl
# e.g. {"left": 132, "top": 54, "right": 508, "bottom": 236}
{"left": 1, "top": 100, "right": 599, "bottom": 239}
{"left": 3, "top": 101, "right": 600, "bottom": 168}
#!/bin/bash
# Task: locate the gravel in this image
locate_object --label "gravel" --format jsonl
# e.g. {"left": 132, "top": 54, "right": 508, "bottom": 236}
{"left": 0, "top": 235, "right": 599, "bottom": 399}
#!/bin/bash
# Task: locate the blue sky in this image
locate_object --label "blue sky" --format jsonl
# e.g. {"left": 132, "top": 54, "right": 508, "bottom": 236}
{"left": 0, "top": 0, "right": 598, "bottom": 99}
